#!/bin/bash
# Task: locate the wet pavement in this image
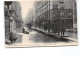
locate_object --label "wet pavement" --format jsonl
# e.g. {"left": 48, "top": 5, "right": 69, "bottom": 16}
{"left": 18, "top": 28, "right": 72, "bottom": 43}
{"left": 6, "top": 28, "right": 77, "bottom": 47}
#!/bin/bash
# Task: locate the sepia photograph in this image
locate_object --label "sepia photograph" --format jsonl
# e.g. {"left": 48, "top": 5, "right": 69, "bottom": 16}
{"left": 4, "top": 0, "right": 77, "bottom": 47}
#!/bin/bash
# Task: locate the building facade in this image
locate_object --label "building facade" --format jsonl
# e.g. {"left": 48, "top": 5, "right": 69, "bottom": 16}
{"left": 4, "top": 1, "right": 22, "bottom": 40}
{"left": 33, "top": 0, "right": 75, "bottom": 32}
{"left": 73, "top": 0, "right": 77, "bottom": 30}
{"left": 4, "top": 1, "right": 13, "bottom": 40}
{"left": 11, "top": 2, "right": 22, "bottom": 28}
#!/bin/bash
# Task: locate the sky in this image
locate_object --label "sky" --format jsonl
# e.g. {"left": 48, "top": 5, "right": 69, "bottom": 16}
{"left": 19, "top": 0, "right": 35, "bottom": 21}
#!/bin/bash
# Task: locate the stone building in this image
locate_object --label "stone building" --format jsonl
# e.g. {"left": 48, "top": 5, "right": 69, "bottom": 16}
{"left": 11, "top": 2, "right": 22, "bottom": 28}
{"left": 4, "top": 1, "right": 13, "bottom": 40}
{"left": 34, "top": 0, "right": 75, "bottom": 32}
{"left": 4, "top": 1, "right": 22, "bottom": 40}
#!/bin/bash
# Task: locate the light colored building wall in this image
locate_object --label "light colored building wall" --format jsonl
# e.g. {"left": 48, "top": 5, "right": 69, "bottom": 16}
{"left": 11, "top": 1, "right": 22, "bottom": 29}
{"left": 11, "top": 2, "right": 22, "bottom": 21}
{"left": 8, "top": 1, "right": 22, "bottom": 33}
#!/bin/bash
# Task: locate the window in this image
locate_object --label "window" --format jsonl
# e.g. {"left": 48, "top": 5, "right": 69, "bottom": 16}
{"left": 53, "top": 5, "right": 58, "bottom": 9}
{"left": 68, "top": 12, "right": 72, "bottom": 17}
{"left": 61, "top": 12, "right": 64, "bottom": 17}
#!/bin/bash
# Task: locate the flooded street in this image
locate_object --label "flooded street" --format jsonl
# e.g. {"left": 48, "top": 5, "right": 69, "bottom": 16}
{"left": 6, "top": 28, "right": 77, "bottom": 47}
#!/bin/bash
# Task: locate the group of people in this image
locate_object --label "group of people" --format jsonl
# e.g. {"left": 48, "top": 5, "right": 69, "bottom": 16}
{"left": 42, "top": 20, "right": 65, "bottom": 37}
{"left": 56, "top": 21, "right": 65, "bottom": 36}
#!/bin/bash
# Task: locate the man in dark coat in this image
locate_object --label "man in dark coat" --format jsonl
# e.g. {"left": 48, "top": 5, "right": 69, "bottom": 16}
{"left": 9, "top": 32, "right": 13, "bottom": 43}
{"left": 57, "top": 22, "right": 61, "bottom": 35}
{"left": 61, "top": 20, "right": 65, "bottom": 36}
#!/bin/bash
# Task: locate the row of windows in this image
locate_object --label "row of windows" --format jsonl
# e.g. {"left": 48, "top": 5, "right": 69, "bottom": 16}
{"left": 53, "top": 12, "right": 73, "bottom": 17}
{"left": 37, "top": 0, "right": 50, "bottom": 10}
{"left": 37, "top": 3, "right": 50, "bottom": 16}
{"left": 37, "top": 10, "right": 73, "bottom": 19}
{"left": 38, "top": 6, "right": 48, "bottom": 15}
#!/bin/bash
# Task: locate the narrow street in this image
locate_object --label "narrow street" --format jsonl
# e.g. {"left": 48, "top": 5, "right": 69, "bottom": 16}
{"left": 6, "top": 27, "right": 77, "bottom": 47}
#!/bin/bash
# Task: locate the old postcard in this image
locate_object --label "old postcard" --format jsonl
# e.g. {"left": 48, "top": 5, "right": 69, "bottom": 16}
{"left": 5, "top": 0, "right": 77, "bottom": 47}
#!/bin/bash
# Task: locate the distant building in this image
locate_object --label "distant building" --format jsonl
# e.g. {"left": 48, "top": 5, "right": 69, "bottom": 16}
{"left": 25, "top": 8, "right": 34, "bottom": 25}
